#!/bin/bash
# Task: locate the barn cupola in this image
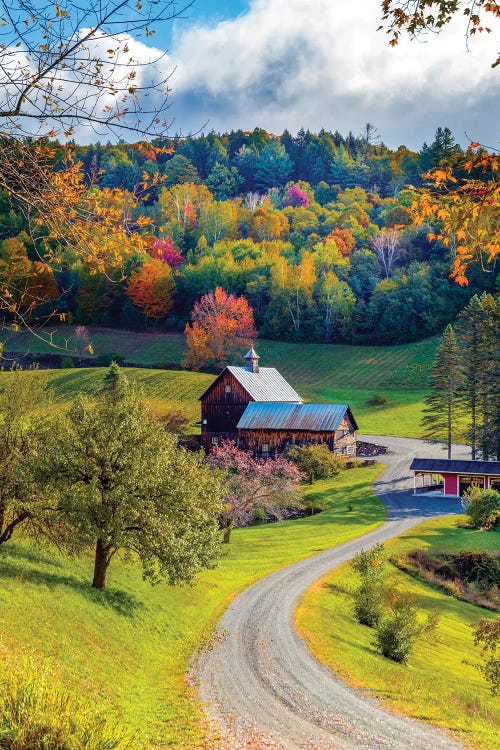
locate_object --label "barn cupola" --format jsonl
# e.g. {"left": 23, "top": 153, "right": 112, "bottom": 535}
{"left": 244, "top": 347, "right": 260, "bottom": 373}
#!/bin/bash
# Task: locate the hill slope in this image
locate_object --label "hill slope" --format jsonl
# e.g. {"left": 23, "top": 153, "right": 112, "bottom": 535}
{"left": 3, "top": 328, "right": 439, "bottom": 437}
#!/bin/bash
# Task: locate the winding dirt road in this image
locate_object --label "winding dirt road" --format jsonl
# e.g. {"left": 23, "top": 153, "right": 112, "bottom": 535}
{"left": 194, "top": 436, "right": 470, "bottom": 749}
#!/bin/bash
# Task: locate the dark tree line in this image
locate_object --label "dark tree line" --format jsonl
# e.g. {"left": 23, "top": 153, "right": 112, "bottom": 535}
{"left": 423, "top": 294, "right": 499, "bottom": 460}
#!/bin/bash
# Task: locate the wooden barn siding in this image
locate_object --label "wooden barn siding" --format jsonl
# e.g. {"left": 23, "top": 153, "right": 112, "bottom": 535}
{"left": 201, "top": 371, "right": 252, "bottom": 450}
{"left": 239, "top": 419, "right": 356, "bottom": 457}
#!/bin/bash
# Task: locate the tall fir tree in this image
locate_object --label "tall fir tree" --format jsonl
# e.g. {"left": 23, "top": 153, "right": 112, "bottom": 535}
{"left": 456, "top": 294, "right": 499, "bottom": 460}
{"left": 422, "top": 324, "right": 463, "bottom": 459}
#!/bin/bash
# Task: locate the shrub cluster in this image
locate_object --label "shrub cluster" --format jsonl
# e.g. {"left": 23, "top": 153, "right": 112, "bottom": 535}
{"left": 350, "top": 544, "right": 439, "bottom": 664}
{"left": 394, "top": 549, "right": 499, "bottom": 611}
{"left": 287, "top": 444, "right": 346, "bottom": 484}
{"left": 462, "top": 487, "right": 500, "bottom": 530}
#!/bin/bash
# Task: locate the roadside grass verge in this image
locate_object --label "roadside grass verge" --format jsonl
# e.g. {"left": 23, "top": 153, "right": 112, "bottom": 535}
{"left": 0, "top": 465, "right": 384, "bottom": 749}
{"left": 295, "top": 516, "right": 500, "bottom": 750}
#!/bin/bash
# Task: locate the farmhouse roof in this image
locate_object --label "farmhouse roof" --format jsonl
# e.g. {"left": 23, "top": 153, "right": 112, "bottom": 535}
{"left": 237, "top": 402, "right": 357, "bottom": 432}
{"left": 227, "top": 366, "right": 302, "bottom": 402}
{"left": 410, "top": 458, "right": 500, "bottom": 476}
{"left": 199, "top": 364, "right": 303, "bottom": 403}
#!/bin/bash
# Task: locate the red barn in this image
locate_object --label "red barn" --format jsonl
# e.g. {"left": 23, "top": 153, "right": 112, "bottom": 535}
{"left": 200, "top": 348, "right": 358, "bottom": 457}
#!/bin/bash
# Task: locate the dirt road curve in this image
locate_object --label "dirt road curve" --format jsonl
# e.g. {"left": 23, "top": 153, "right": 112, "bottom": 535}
{"left": 194, "top": 436, "right": 470, "bottom": 750}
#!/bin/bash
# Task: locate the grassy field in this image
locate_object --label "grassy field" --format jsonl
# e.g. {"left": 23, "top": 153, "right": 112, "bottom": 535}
{"left": 296, "top": 517, "right": 500, "bottom": 750}
{"left": 35, "top": 366, "right": 214, "bottom": 428}
{"left": 2, "top": 327, "right": 441, "bottom": 437}
{"left": 0, "top": 465, "right": 384, "bottom": 749}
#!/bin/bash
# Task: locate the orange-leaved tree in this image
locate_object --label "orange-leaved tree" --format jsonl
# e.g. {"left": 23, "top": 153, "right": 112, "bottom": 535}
{"left": 412, "top": 148, "right": 500, "bottom": 285}
{"left": 184, "top": 287, "right": 257, "bottom": 370}
{"left": 126, "top": 258, "right": 175, "bottom": 322}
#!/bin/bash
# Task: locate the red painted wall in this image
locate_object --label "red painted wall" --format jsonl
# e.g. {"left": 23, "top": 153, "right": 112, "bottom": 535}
{"left": 444, "top": 474, "right": 459, "bottom": 496}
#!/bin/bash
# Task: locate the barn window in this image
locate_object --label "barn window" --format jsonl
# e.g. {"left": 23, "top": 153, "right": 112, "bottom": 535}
{"left": 346, "top": 445, "right": 354, "bottom": 455}
{"left": 335, "top": 448, "right": 343, "bottom": 456}
{"left": 202, "top": 419, "right": 208, "bottom": 425}
{"left": 262, "top": 443, "right": 269, "bottom": 454}
{"left": 211, "top": 436, "right": 219, "bottom": 445}
{"left": 225, "top": 384, "right": 231, "bottom": 393}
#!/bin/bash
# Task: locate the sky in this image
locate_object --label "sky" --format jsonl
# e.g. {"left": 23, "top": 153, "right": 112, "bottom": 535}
{"left": 3, "top": 0, "right": 497, "bottom": 149}
{"left": 144, "top": 0, "right": 499, "bottom": 150}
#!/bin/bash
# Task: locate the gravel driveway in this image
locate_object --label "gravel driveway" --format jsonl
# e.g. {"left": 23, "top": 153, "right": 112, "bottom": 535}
{"left": 194, "top": 436, "right": 471, "bottom": 749}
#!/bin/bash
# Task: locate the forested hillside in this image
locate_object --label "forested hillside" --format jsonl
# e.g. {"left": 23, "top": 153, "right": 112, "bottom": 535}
{"left": 1, "top": 126, "right": 497, "bottom": 346}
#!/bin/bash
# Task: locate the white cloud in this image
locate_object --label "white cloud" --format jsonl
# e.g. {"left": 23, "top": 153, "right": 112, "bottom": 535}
{"left": 164, "top": 0, "right": 499, "bottom": 148}
{"left": 3, "top": 0, "right": 496, "bottom": 147}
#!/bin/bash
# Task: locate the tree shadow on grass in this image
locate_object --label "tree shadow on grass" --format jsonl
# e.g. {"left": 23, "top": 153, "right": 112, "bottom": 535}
{"left": 0, "top": 542, "right": 65, "bottom": 568}
{"left": 325, "top": 581, "right": 351, "bottom": 596}
{"left": 0, "top": 555, "right": 144, "bottom": 618}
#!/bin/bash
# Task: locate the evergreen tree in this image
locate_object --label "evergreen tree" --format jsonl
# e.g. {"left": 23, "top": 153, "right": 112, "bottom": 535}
{"left": 254, "top": 140, "right": 293, "bottom": 190}
{"left": 206, "top": 162, "right": 242, "bottom": 199}
{"left": 422, "top": 324, "right": 464, "bottom": 458}
{"left": 456, "top": 294, "right": 499, "bottom": 460}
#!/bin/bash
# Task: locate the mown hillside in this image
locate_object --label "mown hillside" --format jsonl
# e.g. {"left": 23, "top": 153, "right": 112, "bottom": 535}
{"left": 4, "top": 328, "right": 439, "bottom": 437}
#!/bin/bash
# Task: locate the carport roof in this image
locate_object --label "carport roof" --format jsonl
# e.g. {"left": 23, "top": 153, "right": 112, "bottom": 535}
{"left": 410, "top": 458, "right": 500, "bottom": 476}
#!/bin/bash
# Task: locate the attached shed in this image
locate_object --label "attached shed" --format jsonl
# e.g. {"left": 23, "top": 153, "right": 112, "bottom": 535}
{"left": 237, "top": 402, "right": 358, "bottom": 458}
{"left": 410, "top": 458, "right": 500, "bottom": 497}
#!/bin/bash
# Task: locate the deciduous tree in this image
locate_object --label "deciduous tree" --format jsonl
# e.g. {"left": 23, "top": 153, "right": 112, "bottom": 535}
{"left": 472, "top": 618, "right": 500, "bottom": 695}
{"left": 369, "top": 228, "right": 403, "bottom": 279}
{"left": 380, "top": 0, "right": 500, "bottom": 68}
{"left": 37, "top": 365, "right": 224, "bottom": 589}
{"left": 184, "top": 286, "right": 257, "bottom": 370}
{"left": 127, "top": 258, "right": 175, "bottom": 322}
{"left": 0, "top": 368, "right": 52, "bottom": 545}
{"left": 208, "top": 441, "right": 303, "bottom": 543}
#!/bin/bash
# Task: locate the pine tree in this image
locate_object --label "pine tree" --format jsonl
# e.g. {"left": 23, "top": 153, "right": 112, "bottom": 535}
{"left": 456, "top": 294, "right": 499, "bottom": 460}
{"left": 422, "top": 324, "right": 463, "bottom": 459}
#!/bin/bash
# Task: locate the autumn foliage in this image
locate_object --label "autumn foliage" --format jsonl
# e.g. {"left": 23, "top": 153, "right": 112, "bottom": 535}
{"left": 127, "top": 259, "right": 175, "bottom": 321}
{"left": 147, "top": 237, "right": 184, "bottom": 268}
{"left": 184, "top": 287, "right": 257, "bottom": 370}
{"left": 414, "top": 149, "right": 500, "bottom": 285}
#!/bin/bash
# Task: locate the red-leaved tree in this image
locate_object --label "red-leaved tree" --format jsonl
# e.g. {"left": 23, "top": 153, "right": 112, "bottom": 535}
{"left": 208, "top": 441, "right": 304, "bottom": 542}
{"left": 184, "top": 287, "right": 257, "bottom": 370}
{"left": 147, "top": 237, "right": 184, "bottom": 269}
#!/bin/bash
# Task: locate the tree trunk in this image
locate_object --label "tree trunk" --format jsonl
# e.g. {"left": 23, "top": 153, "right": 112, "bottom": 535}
{"left": 92, "top": 538, "right": 110, "bottom": 589}
{"left": 447, "top": 400, "right": 452, "bottom": 460}
{"left": 223, "top": 526, "right": 232, "bottom": 544}
{"left": 0, "top": 511, "right": 29, "bottom": 544}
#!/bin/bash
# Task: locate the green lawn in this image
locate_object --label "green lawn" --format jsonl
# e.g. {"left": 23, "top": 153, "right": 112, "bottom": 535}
{"left": 0, "top": 465, "right": 384, "bottom": 749}
{"left": 1, "top": 326, "right": 442, "bottom": 437}
{"left": 296, "top": 517, "right": 500, "bottom": 750}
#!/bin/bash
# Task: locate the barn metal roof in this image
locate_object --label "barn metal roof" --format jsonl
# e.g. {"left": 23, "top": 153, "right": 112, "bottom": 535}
{"left": 410, "top": 458, "right": 500, "bottom": 476}
{"left": 226, "top": 366, "right": 303, "bottom": 403}
{"left": 237, "top": 402, "right": 354, "bottom": 432}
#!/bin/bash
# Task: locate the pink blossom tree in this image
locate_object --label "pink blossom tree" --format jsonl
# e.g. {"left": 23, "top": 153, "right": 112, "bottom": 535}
{"left": 208, "top": 441, "right": 304, "bottom": 542}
